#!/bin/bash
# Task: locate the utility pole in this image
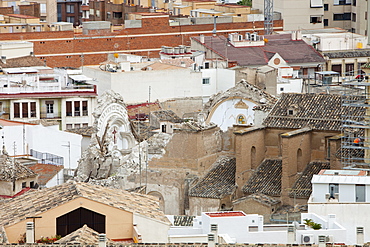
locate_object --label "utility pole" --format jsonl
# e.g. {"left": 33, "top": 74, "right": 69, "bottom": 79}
{"left": 62, "top": 141, "right": 71, "bottom": 176}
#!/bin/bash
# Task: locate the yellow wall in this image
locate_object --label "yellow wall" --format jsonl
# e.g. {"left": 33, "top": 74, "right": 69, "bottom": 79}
{"left": 5, "top": 197, "right": 133, "bottom": 243}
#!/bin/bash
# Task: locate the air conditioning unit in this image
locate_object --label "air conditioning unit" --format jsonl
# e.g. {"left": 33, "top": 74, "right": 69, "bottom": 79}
{"left": 302, "top": 234, "right": 314, "bottom": 244}
{"left": 326, "top": 235, "right": 334, "bottom": 243}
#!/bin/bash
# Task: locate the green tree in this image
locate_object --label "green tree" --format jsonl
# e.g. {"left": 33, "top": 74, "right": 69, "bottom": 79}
{"left": 237, "top": 0, "right": 252, "bottom": 6}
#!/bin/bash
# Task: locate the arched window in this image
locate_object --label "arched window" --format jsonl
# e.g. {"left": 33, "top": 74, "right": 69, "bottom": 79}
{"left": 297, "top": 148, "right": 303, "bottom": 171}
{"left": 237, "top": 114, "right": 246, "bottom": 124}
{"left": 251, "top": 146, "right": 257, "bottom": 169}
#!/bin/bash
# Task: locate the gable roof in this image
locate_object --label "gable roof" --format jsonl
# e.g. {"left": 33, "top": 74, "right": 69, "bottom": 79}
{"left": 0, "top": 181, "right": 170, "bottom": 230}
{"left": 263, "top": 93, "right": 365, "bottom": 131}
{"left": 192, "top": 34, "right": 325, "bottom": 67}
{"left": 55, "top": 225, "right": 115, "bottom": 244}
{"left": 189, "top": 156, "right": 236, "bottom": 199}
{"left": 242, "top": 159, "right": 282, "bottom": 197}
{"left": 289, "top": 161, "right": 330, "bottom": 199}
{"left": 0, "top": 56, "right": 44, "bottom": 68}
{"left": 27, "top": 163, "right": 63, "bottom": 186}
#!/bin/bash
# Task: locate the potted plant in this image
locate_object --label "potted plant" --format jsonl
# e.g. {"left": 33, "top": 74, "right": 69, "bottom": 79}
{"left": 304, "top": 218, "right": 322, "bottom": 230}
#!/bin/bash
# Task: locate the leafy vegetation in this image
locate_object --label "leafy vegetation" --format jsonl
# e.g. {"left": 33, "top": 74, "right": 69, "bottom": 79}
{"left": 304, "top": 219, "right": 322, "bottom": 230}
{"left": 237, "top": 0, "right": 252, "bottom": 7}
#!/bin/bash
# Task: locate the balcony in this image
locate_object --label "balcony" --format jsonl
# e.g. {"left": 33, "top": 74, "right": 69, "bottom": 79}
{"left": 81, "top": 4, "right": 90, "bottom": 11}
{"left": 40, "top": 111, "right": 62, "bottom": 119}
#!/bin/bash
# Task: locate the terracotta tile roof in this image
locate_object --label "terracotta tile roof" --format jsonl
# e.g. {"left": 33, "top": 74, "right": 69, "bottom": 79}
{"left": 55, "top": 224, "right": 115, "bottom": 244}
{"left": 0, "top": 119, "right": 36, "bottom": 126}
{"left": 0, "top": 56, "right": 44, "bottom": 68}
{"left": 151, "top": 110, "right": 183, "bottom": 123}
{"left": 289, "top": 161, "right": 330, "bottom": 198}
{"left": 65, "top": 126, "right": 95, "bottom": 136}
{"left": 192, "top": 34, "right": 325, "bottom": 67}
{"left": 0, "top": 181, "right": 170, "bottom": 230}
{"left": 323, "top": 50, "right": 370, "bottom": 59}
{"left": 242, "top": 159, "right": 282, "bottom": 197}
{"left": 28, "top": 163, "right": 63, "bottom": 186}
{"left": 233, "top": 193, "right": 280, "bottom": 207}
{"left": 173, "top": 215, "right": 195, "bottom": 226}
{"left": 0, "top": 152, "right": 37, "bottom": 182}
{"left": 263, "top": 93, "right": 365, "bottom": 131}
{"left": 5, "top": 14, "right": 39, "bottom": 19}
{"left": 189, "top": 156, "right": 236, "bottom": 199}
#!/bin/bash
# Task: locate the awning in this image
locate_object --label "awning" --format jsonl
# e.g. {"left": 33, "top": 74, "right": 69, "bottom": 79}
{"left": 69, "top": 74, "right": 92, "bottom": 81}
{"left": 310, "top": 0, "right": 323, "bottom": 7}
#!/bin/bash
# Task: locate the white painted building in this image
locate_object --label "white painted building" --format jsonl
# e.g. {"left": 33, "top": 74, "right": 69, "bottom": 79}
{"left": 0, "top": 119, "right": 82, "bottom": 172}
{"left": 167, "top": 211, "right": 346, "bottom": 244}
{"left": 308, "top": 169, "right": 370, "bottom": 245}
{"left": 82, "top": 61, "right": 235, "bottom": 104}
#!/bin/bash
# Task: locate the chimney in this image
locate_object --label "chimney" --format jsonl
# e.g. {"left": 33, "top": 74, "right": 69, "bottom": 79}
{"left": 318, "top": 235, "right": 326, "bottom": 247}
{"left": 357, "top": 227, "right": 364, "bottom": 245}
{"left": 26, "top": 222, "right": 34, "bottom": 243}
{"left": 200, "top": 35, "right": 205, "bottom": 44}
{"left": 98, "top": 233, "right": 106, "bottom": 247}
{"left": 296, "top": 30, "right": 302, "bottom": 40}
{"left": 1, "top": 56, "right": 6, "bottom": 64}
{"left": 287, "top": 225, "right": 295, "bottom": 244}
{"left": 210, "top": 224, "right": 218, "bottom": 243}
{"left": 208, "top": 233, "right": 215, "bottom": 247}
{"left": 291, "top": 30, "right": 297, "bottom": 41}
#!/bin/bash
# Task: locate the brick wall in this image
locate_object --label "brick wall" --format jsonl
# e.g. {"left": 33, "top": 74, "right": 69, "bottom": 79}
{"left": 3, "top": 243, "right": 361, "bottom": 247}
{"left": 0, "top": 16, "right": 283, "bottom": 68}
{"left": 19, "top": 3, "right": 41, "bottom": 18}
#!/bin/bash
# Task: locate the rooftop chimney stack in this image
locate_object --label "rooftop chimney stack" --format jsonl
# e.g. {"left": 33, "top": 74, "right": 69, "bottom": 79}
{"left": 98, "top": 233, "right": 106, "bottom": 247}
{"left": 210, "top": 224, "right": 218, "bottom": 243}
{"left": 357, "top": 227, "right": 364, "bottom": 245}
{"left": 200, "top": 35, "right": 205, "bottom": 44}
{"left": 208, "top": 233, "right": 215, "bottom": 247}
{"left": 26, "top": 222, "right": 34, "bottom": 243}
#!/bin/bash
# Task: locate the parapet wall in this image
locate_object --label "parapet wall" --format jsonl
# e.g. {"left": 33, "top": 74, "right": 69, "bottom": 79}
{"left": 2, "top": 244, "right": 367, "bottom": 247}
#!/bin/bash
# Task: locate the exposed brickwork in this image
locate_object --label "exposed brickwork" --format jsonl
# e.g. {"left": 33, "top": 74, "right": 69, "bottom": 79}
{"left": 0, "top": 15, "right": 283, "bottom": 68}
{"left": 19, "top": 3, "right": 40, "bottom": 18}
{"left": 0, "top": 7, "right": 14, "bottom": 15}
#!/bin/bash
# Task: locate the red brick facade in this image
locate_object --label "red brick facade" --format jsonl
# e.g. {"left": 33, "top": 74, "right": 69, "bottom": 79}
{"left": 0, "top": 15, "right": 283, "bottom": 68}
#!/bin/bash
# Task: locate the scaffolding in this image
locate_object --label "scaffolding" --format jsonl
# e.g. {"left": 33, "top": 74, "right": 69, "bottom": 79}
{"left": 341, "top": 73, "right": 370, "bottom": 169}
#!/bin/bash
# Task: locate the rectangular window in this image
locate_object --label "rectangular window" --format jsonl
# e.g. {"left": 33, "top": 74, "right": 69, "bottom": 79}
{"left": 352, "top": 0, "right": 356, "bottom": 5}
{"left": 66, "top": 16, "right": 75, "bottom": 24}
{"left": 66, "top": 4, "right": 74, "bottom": 13}
{"left": 30, "top": 102, "right": 36, "bottom": 117}
{"left": 22, "top": 102, "right": 28, "bottom": 118}
{"left": 333, "top": 13, "right": 351, "bottom": 20}
{"left": 329, "top": 183, "right": 339, "bottom": 198}
{"left": 310, "top": 15, "right": 322, "bottom": 23}
{"left": 324, "top": 19, "right": 329, "bottom": 26}
{"left": 74, "top": 101, "right": 80, "bottom": 116}
{"left": 74, "top": 123, "right": 80, "bottom": 128}
{"left": 66, "top": 124, "right": 73, "bottom": 129}
{"left": 352, "top": 13, "right": 356, "bottom": 22}
{"left": 82, "top": 101, "right": 88, "bottom": 116}
{"left": 113, "top": 12, "right": 122, "bottom": 19}
{"left": 46, "top": 101, "right": 54, "bottom": 114}
{"left": 66, "top": 101, "right": 72, "bottom": 116}
{"left": 107, "top": 12, "right": 111, "bottom": 19}
{"left": 14, "top": 102, "right": 20, "bottom": 118}
{"left": 310, "top": 0, "right": 323, "bottom": 7}
{"left": 356, "top": 184, "right": 365, "bottom": 202}
{"left": 22, "top": 182, "right": 26, "bottom": 188}
{"left": 30, "top": 181, "right": 35, "bottom": 188}
{"left": 324, "top": 4, "right": 328, "bottom": 10}
{"left": 202, "top": 78, "right": 210, "bottom": 84}
{"left": 83, "top": 123, "right": 88, "bottom": 127}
